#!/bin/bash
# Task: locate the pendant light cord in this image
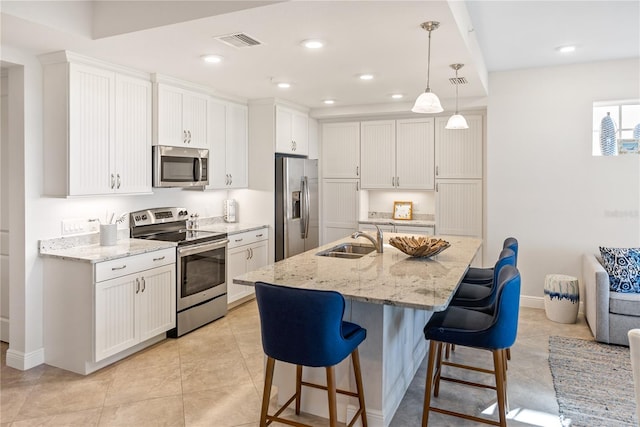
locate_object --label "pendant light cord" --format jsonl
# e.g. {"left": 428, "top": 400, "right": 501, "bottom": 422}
{"left": 455, "top": 68, "right": 459, "bottom": 113}
{"left": 426, "top": 29, "right": 432, "bottom": 91}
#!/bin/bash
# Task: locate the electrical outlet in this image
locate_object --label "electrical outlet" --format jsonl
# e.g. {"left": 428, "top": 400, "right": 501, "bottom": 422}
{"left": 61, "top": 218, "right": 100, "bottom": 236}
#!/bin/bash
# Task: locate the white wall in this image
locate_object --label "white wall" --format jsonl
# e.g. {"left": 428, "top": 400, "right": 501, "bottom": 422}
{"left": 487, "top": 58, "right": 640, "bottom": 306}
{"left": 0, "top": 71, "right": 9, "bottom": 342}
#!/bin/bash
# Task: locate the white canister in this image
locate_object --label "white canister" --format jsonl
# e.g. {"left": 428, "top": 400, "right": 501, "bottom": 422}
{"left": 224, "top": 199, "right": 237, "bottom": 223}
{"left": 100, "top": 224, "right": 117, "bottom": 246}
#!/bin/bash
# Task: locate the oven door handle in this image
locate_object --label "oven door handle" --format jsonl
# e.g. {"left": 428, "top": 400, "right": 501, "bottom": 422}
{"left": 177, "top": 239, "right": 229, "bottom": 257}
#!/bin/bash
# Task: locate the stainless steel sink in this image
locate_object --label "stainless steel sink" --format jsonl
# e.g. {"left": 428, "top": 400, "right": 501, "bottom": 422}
{"left": 316, "top": 243, "right": 376, "bottom": 259}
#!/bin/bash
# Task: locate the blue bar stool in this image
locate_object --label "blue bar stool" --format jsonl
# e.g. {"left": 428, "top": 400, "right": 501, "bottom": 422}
{"left": 255, "top": 282, "right": 368, "bottom": 427}
{"left": 422, "top": 266, "right": 521, "bottom": 427}
{"left": 463, "top": 237, "right": 518, "bottom": 286}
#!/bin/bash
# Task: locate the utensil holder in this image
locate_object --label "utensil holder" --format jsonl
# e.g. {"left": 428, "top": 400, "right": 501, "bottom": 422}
{"left": 100, "top": 224, "right": 117, "bottom": 246}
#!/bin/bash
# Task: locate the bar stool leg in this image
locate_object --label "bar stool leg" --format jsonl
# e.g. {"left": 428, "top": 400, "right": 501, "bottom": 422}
{"left": 260, "top": 357, "right": 276, "bottom": 426}
{"left": 351, "top": 348, "right": 368, "bottom": 427}
{"left": 433, "top": 342, "right": 444, "bottom": 397}
{"left": 326, "top": 366, "right": 337, "bottom": 427}
{"left": 493, "top": 349, "right": 508, "bottom": 427}
{"left": 422, "top": 340, "right": 439, "bottom": 427}
{"left": 295, "top": 365, "right": 303, "bottom": 414}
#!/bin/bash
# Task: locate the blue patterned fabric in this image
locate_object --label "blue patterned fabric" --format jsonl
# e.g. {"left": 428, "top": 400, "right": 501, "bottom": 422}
{"left": 599, "top": 247, "right": 640, "bottom": 293}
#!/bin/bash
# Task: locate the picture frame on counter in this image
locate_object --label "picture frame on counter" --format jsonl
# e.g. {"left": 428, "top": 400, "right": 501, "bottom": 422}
{"left": 393, "top": 201, "right": 413, "bottom": 220}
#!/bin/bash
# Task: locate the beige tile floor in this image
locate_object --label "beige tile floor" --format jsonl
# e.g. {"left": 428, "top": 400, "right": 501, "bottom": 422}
{"left": 1, "top": 301, "right": 593, "bottom": 427}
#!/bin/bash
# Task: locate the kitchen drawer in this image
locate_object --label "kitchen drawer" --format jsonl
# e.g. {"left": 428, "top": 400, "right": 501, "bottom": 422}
{"left": 95, "top": 248, "right": 176, "bottom": 283}
{"left": 227, "top": 227, "right": 268, "bottom": 249}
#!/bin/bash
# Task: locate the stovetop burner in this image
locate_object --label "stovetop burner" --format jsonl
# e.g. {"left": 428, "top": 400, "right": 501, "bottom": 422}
{"left": 130, "top": 207, "right": 227, "bottom": 246}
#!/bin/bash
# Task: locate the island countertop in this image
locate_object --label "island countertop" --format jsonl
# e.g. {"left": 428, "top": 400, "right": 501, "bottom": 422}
{"left": 234, "top": 233, "right": 482, "bottom": 311}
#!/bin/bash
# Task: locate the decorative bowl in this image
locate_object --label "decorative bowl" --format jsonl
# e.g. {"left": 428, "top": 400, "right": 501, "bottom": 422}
{"left": 388, "top": 236, "right": 450, "bottom": 258}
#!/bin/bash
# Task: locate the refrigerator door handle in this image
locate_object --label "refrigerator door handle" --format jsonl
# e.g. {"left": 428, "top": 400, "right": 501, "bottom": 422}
{"left": 301, "top": 176, "right": 310, "bottom": 239}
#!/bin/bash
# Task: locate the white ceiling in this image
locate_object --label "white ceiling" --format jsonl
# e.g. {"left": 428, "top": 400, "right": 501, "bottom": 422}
{"left": 1, "top": 1, "right": 638, "bottom": 117}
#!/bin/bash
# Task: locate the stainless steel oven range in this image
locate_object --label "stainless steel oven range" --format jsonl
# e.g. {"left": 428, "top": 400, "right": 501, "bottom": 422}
{"left": 130, "top": 207, "right": 228, "bottom": 337}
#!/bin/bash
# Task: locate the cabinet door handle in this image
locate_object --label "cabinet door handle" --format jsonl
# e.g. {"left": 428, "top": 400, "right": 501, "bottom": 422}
{"left": 255, "top": 233, "right": 263, "bottom": 238}
{"left": 141, "top": 277, "right": 145, "bottom": 293}
{"left": 187, "top": 130, "right": 192, "bottom": 144}
{"left": 183, "top": 130, "right": 187, "bottom": 144}
{"left": 396, "top": 176, "right": 399, "bottom": 187}
{"left": 110, "top": 173, "right": 115, "bottom": 189}
{"left": 392, "top": 177, "right": 395, "bottom": 186}
{"left": 436, "top": 183, "right": 439, "bottom": 192}
{"left": 153, "top": 256, "right": 165, "bottom": 262}
{"left": 235, "top": 238, "right": 243, "bottom": 242}
{"left": 135, "top": 278, "right": 140, "bottom": 294}
{"left": 111, "top": 265, "right": 127, "bottom": 271}
{"left": 250, "top": 248, "right": 254, "bottom": 259}
{"left": 356, "top": 181, "right": 359, "bottom": 191}
{"left": 435, "top": 166, "right": 439, "bottom": 176}
{"left": 356, "top": 166, "right": 359, "bottom": 176}
{"left": 246, "top": 248, "right": 250, "bottom": 260}
{"left": 229, "top": 174, "right": 232, "bottom": 185}
{"left": 117, "top": 174, "right": 121, "bottom": 189}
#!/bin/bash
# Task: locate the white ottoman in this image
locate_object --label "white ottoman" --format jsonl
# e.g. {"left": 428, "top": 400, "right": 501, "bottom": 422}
{"left": 544, "top": 274, "right": 580, "bottom": 324}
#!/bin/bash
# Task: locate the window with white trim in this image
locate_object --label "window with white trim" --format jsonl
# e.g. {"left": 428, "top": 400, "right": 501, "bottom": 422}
{"left": 592, "top": 100, "right": 640, "bottom": 156}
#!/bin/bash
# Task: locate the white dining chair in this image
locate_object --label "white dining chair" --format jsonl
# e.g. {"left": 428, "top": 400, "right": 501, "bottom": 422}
{"left": 627, "top": 329, "right": 640, "bottom": 423}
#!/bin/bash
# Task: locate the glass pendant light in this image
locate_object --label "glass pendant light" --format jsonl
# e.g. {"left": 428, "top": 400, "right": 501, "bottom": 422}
{"left": 445, "top": 63, "right": 469, "bottom": 129}
{"left": 412, "top": 21, "right": 443, "bottom": 114}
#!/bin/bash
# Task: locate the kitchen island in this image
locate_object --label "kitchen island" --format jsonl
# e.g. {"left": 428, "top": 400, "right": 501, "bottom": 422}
{"left": 234, "top": 233, "right": 482, "bottom": 427}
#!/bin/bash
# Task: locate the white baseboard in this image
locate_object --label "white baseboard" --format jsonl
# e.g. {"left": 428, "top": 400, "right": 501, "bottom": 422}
{"left": 6, "top": 346, "right": 45, "bottom": 370}
{"left": 346, "top": 405, "right": 384, "bottom": 427}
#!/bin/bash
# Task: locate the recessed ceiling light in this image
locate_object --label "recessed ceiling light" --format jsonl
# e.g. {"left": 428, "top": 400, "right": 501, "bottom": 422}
{"left": 201, "top": 54, "right": 223, "bottom": 63}
{"left": 359, "top": 74, "right": 374, "bottom": 81}
{"left": 323, "top": 99, "right": 335, "bottom": 105}
{"left": 391, "top": 94, "right": 404, "bottom": 99}
{"left": 277, "top": 82, "right": 291, "bottom": 89}
{"left": 302, "top": 39, "right": 324, "bottom": 49}
{"left": 556, "top": 45, "right": 576, "bottom": 53}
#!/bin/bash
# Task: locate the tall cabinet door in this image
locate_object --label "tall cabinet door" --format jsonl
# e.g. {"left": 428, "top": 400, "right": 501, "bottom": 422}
{"left": 435, "top": 179, "right": 482, "bottom": 237}
{"left": 156, "top": 84, "right": 184, "bottom": 146}
{"left": 435, "top": 115, "right": 483, "bottom": 179}
{"left": 396, "top": 118, "right": 435, "bottom": 190}
{"left": 69, "top": 64, "right": 114, "bottom": 195}
{"left": 360, "top": 120, "right": 396, "bottom": 189}
{"left": 114, "top": 74, "right": 152, "bottom": 194}
{"left": 183, "top": 91, "right": 209, "bottom": 149}
{"left": 138, "top": 264, "right": 176, "bottom": 342}
{"left": 322, "top": 122, "right": 360, "bottom": 178}
{"left": 226, "top": 103, "right": 248, "bottom": 188}
{"left": 322, "top": 179, "right": 360, "bottom": 243}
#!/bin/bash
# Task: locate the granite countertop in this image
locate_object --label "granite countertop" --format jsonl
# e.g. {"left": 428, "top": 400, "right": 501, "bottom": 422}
{"left": 234, "top": 233, "right": 481, "bottom": 311}
{"left": 359, "top": 218, "right": 436, "bottom": 227}
{"left": 39, "top": 239, "right": 177, "bottom": 263}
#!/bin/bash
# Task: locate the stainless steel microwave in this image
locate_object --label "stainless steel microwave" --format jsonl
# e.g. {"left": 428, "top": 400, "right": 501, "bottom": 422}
{"left": 153, "top": 145, "right": 209, "bottom": 188}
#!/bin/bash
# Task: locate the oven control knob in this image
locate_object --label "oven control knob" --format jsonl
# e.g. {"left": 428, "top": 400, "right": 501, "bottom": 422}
{"left": 180, "top": 210, "right": 188, "bottom": 217}
{"left": 142, "top": 214, "right": 148, "bottom": 220}
{"left": 135, "top": 215, "right": 140, "bottom": 221}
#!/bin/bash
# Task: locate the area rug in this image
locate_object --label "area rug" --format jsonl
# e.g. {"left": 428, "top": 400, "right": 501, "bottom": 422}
{"left": 549, "top": 336, "right": 637, "bottom": 426}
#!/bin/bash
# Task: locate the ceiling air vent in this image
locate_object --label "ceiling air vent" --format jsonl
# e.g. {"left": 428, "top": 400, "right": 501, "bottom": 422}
{"left": 215, "top": 32, "right": 262, "bottom": 48}
{"left": 449, "top": 76, "right": 468, "bottom": 85}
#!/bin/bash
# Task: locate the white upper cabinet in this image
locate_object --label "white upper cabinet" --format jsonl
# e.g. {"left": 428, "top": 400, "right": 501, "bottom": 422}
{"left": 207, "top": 100, "right": 248, "bottom": 189}
{"left": 360, "top": 118, "right": 434, "bottom": 190}
{"left": 321, "top": 122, "right": 360, "bottom": 178}
{"left": 396, "top": 118, "right": 435, "bottom": 190}
{"left": 435, "top": 115, "right": 483, "bottom": 179}
{"left": 42, "top": 53, "right": 152, "bottom": 197}
{"left": 360, "top": 120, "right": 396, "bottom": 189}
{"left": 276, "top": 106, "right": 308, "bottom": 155}
{"left": 155, "top": 83, "right": 209, "bottom": 148}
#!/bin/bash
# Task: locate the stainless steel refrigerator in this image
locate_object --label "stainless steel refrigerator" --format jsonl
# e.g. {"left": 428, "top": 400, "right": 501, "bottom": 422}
{"left": 275, "top": 156, "right": 319, "bottom": 262}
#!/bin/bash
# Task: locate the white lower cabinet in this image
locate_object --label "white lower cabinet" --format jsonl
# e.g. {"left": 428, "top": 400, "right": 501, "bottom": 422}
{"left": 227, "top": 228, "right": 268, "bottom": 305}
{"left": 44, "top": 248, "right": 176, "bottom": 374}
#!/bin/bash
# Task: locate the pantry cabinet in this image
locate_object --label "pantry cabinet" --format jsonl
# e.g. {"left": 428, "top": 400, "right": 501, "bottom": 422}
{"left": 227, "top": 227, "right": 268, "bottom": 306}
{"left": 435, "top": 115, "right": 483, "bottom": 179}
{"left": 360, "top": 118, "right": 435, "bottom": 190}
{"left": 41, "top": 52, "right": 152, "bottom": 196}
{"left": 322, "top": 122, "right": 360, "bottom": 178}
{"left": 155, "top": 83, "right": 209, "bottom": 148}
{"left": 276, "top": 106, "right": 308, "bottom": 155}
{"left": 208, "top": 100, "right": 248, "bottom": 189}
{"left": 44, "top": 247, "right": 176, "bottom": 374}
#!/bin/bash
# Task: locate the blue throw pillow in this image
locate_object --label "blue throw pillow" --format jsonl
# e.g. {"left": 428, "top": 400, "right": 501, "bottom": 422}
{"left": 599, "top": 247, "right": 640, "bottom": 293}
